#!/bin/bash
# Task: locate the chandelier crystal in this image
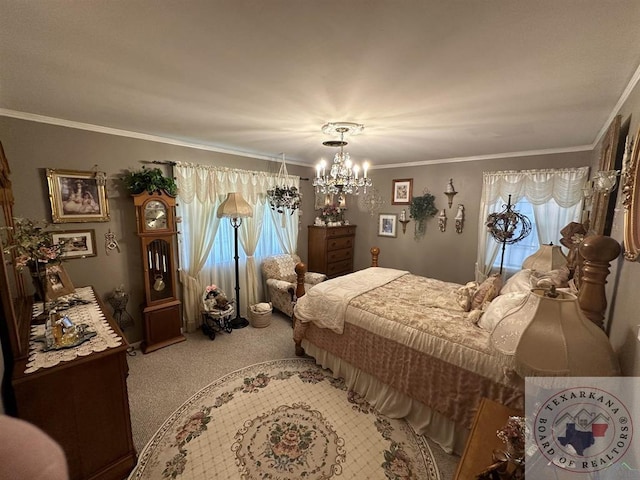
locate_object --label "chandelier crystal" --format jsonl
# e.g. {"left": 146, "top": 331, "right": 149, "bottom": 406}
{"left": 313, "top": 122, "right": 372, "bottom": 195}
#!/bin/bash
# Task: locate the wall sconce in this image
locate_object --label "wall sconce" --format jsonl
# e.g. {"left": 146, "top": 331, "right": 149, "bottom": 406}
{"left": 399, "top": 209, "right": 410, "bottom": 234}
{"left": 455, "top": 204, "right": 465, "bottom": 234}
{"left": 593, "top": 170, "right": 620, "bottom": 193}
{"left": 444, "top": 178, "right": 458, "bottom": 208}
{"left": 438, "top": 209, "right": 447, "bottom": 232}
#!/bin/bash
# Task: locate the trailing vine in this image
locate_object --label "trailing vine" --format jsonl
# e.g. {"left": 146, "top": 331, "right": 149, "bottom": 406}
{"left": 409, "top": 192, "right": 437, "bottom": 239}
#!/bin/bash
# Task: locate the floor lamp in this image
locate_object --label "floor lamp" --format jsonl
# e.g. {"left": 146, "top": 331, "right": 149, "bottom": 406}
{"left": 217, "top": 192, "right": 253, "bottom": 329}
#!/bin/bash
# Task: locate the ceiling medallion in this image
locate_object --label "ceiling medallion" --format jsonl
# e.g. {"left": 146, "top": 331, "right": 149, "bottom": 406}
{"left": 313, "top": 122, "right": 372, "bottom": 196}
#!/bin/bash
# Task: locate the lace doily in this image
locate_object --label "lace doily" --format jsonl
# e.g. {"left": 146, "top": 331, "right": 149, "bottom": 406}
{"left": 25, "top": 286, "right": 123, "bottom": 374}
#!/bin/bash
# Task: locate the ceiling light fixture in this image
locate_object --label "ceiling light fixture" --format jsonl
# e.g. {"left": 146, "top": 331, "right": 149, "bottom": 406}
{"left": 313, "top": 122, "right": 372, "bottom": 195}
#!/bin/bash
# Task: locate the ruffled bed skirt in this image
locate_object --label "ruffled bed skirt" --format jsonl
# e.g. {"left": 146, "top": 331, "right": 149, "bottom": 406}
{"left": 302, "top": 339, "right": 469, "bottom": 455}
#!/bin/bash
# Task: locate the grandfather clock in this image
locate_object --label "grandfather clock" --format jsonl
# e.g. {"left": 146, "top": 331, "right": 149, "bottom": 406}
{"left": 133, "top": 191, "right": 185, "bottom": 353}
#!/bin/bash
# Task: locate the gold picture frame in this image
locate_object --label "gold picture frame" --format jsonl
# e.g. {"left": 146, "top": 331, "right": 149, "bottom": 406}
{"left": 46, "top": 169, "right": 110, "bottom": 223}
{"left": 590, "top": 115, "right": 621, "bottom": 235}
{"left": 623, "top": 129, "right": 640, "bottom": 261}
{"left": 51, "top": 229, "right": 97, "bottom": 259}
{"left": 44, "top": 264, "right": 75, "bottom": 300}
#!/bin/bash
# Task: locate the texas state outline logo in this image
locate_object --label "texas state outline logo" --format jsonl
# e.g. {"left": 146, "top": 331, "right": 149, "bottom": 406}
{"left": 533, "top": 386, "right": 633, "bottom": 474}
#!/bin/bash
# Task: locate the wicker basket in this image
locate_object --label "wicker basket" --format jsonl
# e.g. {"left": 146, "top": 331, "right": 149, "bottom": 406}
{"left": 249, "top": 303, "right": 272, "bottom": 328}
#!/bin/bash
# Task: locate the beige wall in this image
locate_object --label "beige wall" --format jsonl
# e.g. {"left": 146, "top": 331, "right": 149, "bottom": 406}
{"left": 594, "top": 81, "right": 640, "bottom": 376}
{"left": 347, "top": 152, "right": 590, "bottom": 284}
{"left": 0, "top": 117, "right": 316, "bottom": 344}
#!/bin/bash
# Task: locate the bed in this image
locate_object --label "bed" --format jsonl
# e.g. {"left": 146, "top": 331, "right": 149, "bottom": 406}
{"left": 292, "top": 235, "right": 620, "bottom": 454}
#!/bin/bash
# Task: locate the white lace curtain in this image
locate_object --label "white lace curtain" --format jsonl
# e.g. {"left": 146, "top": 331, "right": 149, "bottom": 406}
{"left": 476, "top": 167, "right": 589, "bottom": 281}
{"left": 174, "top": 162, "right": 300, "bottom": 332}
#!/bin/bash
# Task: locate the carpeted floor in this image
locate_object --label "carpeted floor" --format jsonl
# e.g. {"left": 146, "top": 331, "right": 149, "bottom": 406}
{"left": 125, "top": 312, "right": 460, "bottom": 478}
{"left": 129, "top": 358, "right": 441, "bottom": 479}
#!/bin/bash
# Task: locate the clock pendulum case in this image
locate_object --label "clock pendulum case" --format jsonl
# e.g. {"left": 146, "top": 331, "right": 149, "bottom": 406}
{"left": 133, "top": 192, "right": 186, "bottom": 353}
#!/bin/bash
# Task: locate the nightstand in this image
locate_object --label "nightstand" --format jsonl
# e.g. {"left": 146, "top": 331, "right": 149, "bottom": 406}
{"left": 454, "top": 397, "right": 523, "bottom": 480}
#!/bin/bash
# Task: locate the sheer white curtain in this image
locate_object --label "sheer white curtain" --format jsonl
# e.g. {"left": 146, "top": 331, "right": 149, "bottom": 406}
{"left": 175, "top": 162, "right": 299, "bottom": 332}
{"left": 476, "top": 167, "right": 588, "bottom": 281}
{"left": 266, "top": 207, "right": 298, "bottom": 254}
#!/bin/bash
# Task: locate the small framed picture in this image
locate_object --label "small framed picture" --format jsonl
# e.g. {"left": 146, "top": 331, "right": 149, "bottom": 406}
{"left": 392, "top": 179, "right": 413, "bottom": 205}
{"left": 51, "top": 229, "right": 97, "bottom": 259}
{"left": 378, "top": 213, "right": 397, "bottom": 238}
{"left": 46, "top": 169, "right": 110, "bottom": 223}
{"left": 44, "top": 264, "right": 75, "bottom": 300}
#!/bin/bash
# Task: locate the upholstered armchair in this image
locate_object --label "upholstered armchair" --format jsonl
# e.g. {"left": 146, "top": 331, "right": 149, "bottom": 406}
{"left": 261, "top": 254, "right": 326, "bottom": 318}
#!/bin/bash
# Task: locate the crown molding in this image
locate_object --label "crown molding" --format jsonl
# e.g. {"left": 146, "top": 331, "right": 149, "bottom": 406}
{"left": 0, "top": 108, "right": 311, "bottom": 167}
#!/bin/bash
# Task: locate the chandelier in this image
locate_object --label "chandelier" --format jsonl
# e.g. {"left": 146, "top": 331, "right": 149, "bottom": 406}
{"left": 312, "top": 122, "right": 372, "bottom": 195}
{"left": 486, "top": 195, "right": 532, "bottom": 274}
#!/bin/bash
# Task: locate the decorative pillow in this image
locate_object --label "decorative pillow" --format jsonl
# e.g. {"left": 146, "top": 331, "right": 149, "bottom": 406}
{"left": 477, "top": 291, "right": 528, "bottom": 332}
{"left": 456, "top": 281, "right": 478, "bottom": 312}
{"left": 500, "top": 269, "right": 533, "bottom": 294}
{"left": 471, "top": 274, "right": 503, "bottom": 310}
{"left": 532, "top": 266, "right": 570, "bottom": 289}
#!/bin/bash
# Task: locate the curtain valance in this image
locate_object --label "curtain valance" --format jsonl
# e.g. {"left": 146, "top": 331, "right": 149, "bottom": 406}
{"left": 174, "top": 162, "right": 299, "bottom": 205}
{"left": 482, "top": 167, "right": 589, "bottom": 208}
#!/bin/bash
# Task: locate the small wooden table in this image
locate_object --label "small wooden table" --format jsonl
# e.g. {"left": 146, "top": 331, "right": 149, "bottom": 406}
{"left": 454, "top": 397, "right": 523, "bottom": 480}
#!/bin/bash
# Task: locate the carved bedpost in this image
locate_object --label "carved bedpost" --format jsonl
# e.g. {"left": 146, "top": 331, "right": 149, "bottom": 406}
{"left": 294, "top": 262, "right": 307, "bottom": 300}
{"left": 370, "top": 247, "right": 380, "bottom": 267}
{"left": 577, "top": 235, "right": 621, "bottom": 329}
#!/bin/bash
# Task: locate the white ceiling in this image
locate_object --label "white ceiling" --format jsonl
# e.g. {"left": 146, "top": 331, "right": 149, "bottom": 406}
{"left": 2, "top": 1, "right": 640, "bottom": 169}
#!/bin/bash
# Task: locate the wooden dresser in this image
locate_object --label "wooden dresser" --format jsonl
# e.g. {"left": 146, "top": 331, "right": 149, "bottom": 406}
{"left": 8, "top": 289, "right": 136, "bottom": 480}
{"left": 308, "top": 225, "right": 356, "bottom": 278}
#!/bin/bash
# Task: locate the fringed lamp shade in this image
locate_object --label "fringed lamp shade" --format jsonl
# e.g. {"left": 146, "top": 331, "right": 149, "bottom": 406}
{"left": 491, "top": 288, "right": 619, "bottom": 377}
{"left": 522, "top": 243, "right": 567, "bottom": 271}
{"left": 216, "top": 193, "right": 253, "bottom": 219}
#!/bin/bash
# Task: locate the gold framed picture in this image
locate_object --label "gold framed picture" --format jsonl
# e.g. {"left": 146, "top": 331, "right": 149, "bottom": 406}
{"left": 392, "top": 179, "right": 413, "bottom": 205}
{"left": 44, "top": 264, "right": 75, "bottom": 300}
{"left": 46, "top": 169, "right": 110, "bottom": 223}
{"left": 51, "top": 229, "right": 97, "bottom": 259}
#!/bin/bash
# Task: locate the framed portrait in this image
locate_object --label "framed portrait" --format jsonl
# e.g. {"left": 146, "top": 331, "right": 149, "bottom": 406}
{"left": 378, "top": 213, "right": 397, "bottom": 238}
{"left": 44, "top": 264, "right": 75, "bottom": 300}
{"left": 392, "top": 179, "right": 413, "bottom": 205}
{"left": 46, "top": 169, "right": 110, "bottom": 223}
{"left": 51, "top": 229, "right": 97, "bottom": 259}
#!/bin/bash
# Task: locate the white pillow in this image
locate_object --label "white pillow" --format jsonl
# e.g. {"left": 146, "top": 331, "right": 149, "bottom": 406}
{"left": 500, "top": 269, "right": 533, "bottom": 295}
{"left": 477, "top": 291, "right": 528, "bottom": 332}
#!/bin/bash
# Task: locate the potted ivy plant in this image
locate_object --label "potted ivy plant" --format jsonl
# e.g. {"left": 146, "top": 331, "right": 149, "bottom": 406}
{"left": 122, "top": 167, "right": 178, "bottom": 196}
{"left": 409, "top": 192, "right": 437, "bottom": 239}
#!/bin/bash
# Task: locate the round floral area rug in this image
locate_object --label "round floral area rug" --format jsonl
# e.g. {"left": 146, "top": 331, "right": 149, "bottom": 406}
{"left": 128, "top": 358, "right": 441, "bottom": 480}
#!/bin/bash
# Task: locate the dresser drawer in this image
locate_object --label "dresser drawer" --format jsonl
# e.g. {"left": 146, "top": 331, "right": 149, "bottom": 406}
{"left": 327, "top": 259, "right": 353, "bottom": 276}
{"left": 326, "top": 226, "right": 357, "bottom": 238}
{"left": 327, "top": 236, "right": 353, "bottom": 251}
{"left": 327, "top": 247, "right": 353, "bottom": 263}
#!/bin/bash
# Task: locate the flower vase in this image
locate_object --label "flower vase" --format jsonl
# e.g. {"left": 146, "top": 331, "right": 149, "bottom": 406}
{"left": 505, "top": 442, "right": 525, "bottom": 465}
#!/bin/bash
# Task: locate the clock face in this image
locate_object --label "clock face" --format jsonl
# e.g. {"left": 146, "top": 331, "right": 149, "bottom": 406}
{"left": 144, "top": 200, "right": 168, "bottom": 230}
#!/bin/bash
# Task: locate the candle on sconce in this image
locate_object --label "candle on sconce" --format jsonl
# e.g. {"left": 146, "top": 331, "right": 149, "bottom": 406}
{"left": 400, "top": 210, "right": 406, "bottom": 221}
